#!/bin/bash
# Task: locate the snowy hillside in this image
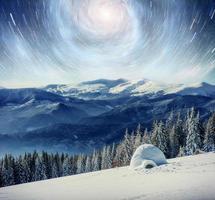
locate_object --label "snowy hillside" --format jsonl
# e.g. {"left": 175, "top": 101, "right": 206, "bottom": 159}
{"left": 1, "top": 153, "right": 215, "bottom": 200}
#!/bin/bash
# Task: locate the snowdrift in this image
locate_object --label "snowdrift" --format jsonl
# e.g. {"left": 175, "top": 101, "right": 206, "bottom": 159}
{"left": 130, "top": 144, "right": 167, "bottom": 169}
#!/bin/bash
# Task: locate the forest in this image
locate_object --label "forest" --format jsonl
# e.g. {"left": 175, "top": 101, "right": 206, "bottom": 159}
{"left": 0, "top": 108, "right": 215, "bottom": 187}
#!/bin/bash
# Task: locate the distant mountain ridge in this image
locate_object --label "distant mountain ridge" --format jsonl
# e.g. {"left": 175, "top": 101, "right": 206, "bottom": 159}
{"left": 0, "top": 78, "right": 215, "bottom": 155}
{"left": 44, "top": 79, "right": 215, "bottom": 100}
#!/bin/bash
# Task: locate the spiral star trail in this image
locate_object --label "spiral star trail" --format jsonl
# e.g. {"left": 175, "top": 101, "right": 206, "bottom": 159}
{"left": 0, "top": 0, "right": 215, "bottom": 88}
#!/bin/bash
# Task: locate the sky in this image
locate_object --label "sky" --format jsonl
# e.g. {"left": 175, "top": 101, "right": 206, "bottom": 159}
{"left": 0, "top": 0, "right": 215, "bottom": 88}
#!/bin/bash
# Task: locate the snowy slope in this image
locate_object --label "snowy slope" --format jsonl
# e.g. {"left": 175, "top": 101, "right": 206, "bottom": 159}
{"left": 177, "top": 82, "right": 215, "bottom": 97}
{"left": 1, "top": 153, "right": 215, "bottom": 200}
{"left": 44, "top": 79, "right": 127, "bottom": 99}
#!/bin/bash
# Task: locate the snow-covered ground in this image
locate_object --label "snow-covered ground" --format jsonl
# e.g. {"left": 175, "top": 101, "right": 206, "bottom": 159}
{"left": 1, "top": 153, "right": 215, "bottom": 200}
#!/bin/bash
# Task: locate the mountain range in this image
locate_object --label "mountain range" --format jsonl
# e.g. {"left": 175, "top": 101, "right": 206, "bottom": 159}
{"left": 0, "top": 79, "right": 215, "bottom": 155}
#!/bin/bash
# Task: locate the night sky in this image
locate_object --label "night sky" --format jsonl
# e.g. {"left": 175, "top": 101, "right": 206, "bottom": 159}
{"left": 0, "top": 0, "right": 215, "bottom": 88}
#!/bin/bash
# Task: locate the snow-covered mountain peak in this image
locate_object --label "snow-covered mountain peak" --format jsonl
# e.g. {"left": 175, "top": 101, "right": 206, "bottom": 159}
{"left": 42, "top": 79, "right": 215, "bottom": 100}
{"left": 176, "top": 81, "right": 215, "bottom": 97}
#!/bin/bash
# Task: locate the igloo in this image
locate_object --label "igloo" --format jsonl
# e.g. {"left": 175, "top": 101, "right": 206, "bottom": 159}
{"left": 130, "top": 144, "right": 167, "bottom": 169}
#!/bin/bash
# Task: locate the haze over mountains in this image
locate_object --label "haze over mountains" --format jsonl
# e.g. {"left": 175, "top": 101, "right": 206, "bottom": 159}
{"left": 0, "top": 79, "right": 215, "bottom": 155}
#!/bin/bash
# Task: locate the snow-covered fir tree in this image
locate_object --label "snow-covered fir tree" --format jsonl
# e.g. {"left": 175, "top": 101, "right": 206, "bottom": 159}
{"left": 85, "top": 155, "right": 92, "bottom": 173}
{"left": 54, "top": 153, "right": 63, "bottom": 177}
{"left": 0, "top": 162, "right": 3, "bottom": 187}
{"left": 185, "top": 108, "right": 202, "bottom": 155}
{"left": 134, "top": 124, "right": 143, "bottom": 149}
{"left": 21, "top": 159, "right": 31, "bottom": 183}
{"left": 45, "top": 153, "right": 53, "bottom": 179}
{"left": 101, "top": 146, "right": 107, "bottom": 170}
{"left": 114, "top": 143, "right": 124, "bottom": 167}
{"left": 91, "top": 151, "right": 101, "bottom": 172}
{"left": 34, "top": 157, "right": 47, "bottom": 181}
{"left": 2, "top": 155, "right": 15, "bottom": 186}
{"left": 76, "top": 154, "right": 86, "bottom": 174}
{"left": 204, "top": 113, "right": 215, "bottom": 152}
{"left": 62, "top": 156, "right": 73, "bottom": 176}
{"left": 151, "top": 121, "right": 169, "bottom": 157}
{"left": 51, "top": 161, "right": 58, "bottom": 178}
{"left": 175, "top": 112, "right": 186, "bottom": 147}
{"left": 122, "top": 129, "right": 134, "bottom": 165}
{"left": 142, "top": 128, "right": 151, "bottom": 144}
{"left": 166, "top": 111, "right": 175, "bottom": 131}
{"left": 169, "top": 126, "right": 180, "bottom": 158}
{"left": 110, "top": 143, "right": 116, "bottom": 163}
{"left": 101, "top": 145, "right": 112, "bottom": 170}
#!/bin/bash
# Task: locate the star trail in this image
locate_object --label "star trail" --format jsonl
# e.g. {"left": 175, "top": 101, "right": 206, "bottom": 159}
{"left": 0, "top": 0, "right": 215, "bottom": 88}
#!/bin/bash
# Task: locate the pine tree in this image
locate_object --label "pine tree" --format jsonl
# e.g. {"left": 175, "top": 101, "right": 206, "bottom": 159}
{"left": 106, "top": 145, "right": 113, "bottom": 169}
{"left": 134, "top": 124, "right": 143, "bottom": 150}
{"left": 34, "top": 156, "right": 47, "bottom": 181}
{"left": 24, "top": 159, "right": 31, "bottom": 183}
{"left": 16, "top": 156, "right": 26, "bottom": 184}
{"left": 0, "top": 161, "right": 3, "bottom": 187}
{"left": 204, "top": 113, "right": 215, "bottom": 152}
{"left": 101, "top": 146, "right": 107, "bottom": 170}
{"left": 169, "top": 126, "right": 180, "bottom": 158}
{"left": 17, "top": 155, "right": 31, "bottom": 184}
{"left": 76, "top": 154, "right": 86, "bottom": 174}
{"left": 110, "top": 143, "right": 116, "bottom": 164}
{"left": 114, "top": 143, "right": 124, "bottom": 167}
{"left": 151, "top": 121, "right": 169, "bottom": 157}
{"left": 142, "top": 128, "right": 151, "bottom": 144}
{"left": 185, "top": 108, "right": 202, "bottom": 155}
{"left": 54, "top": 153, "right": 63, "bottom": 177}
{"left": 101, "top": 145, "right": 112, "bottom": 170}
{"left": 85, "top": 156, "right": 92, "bottom": 173}
{"left": 101, "top": 145, "right": 112, "bottom": 169}
{"left": 41, "top": 152, "right": 52, "bottom": 179}
{"left": 70, "top": 156, "right": 78, "bottom": 175}
{"left": 30, "top": 151, "right": 38, "bottom": 181}
{"left": 51, "top": 160, "right": 58, "bottom": 178}
{"left": 63, "top": 157, "right": 73, "bottom": 176}
{"left": 175, "top": 112, "right": 186, "bottom": 147}
{"left": 91, "top": 151, "right": 101, "bottom": 171}
{"left": 122, "top": 129, "right": 134, "bottom": 165}
{"left": 13, "top": 157, "right": 21, "bottom": 185}
{"left": 2, "top": 155, "right": 15, "bottom": 186}
{"left": 166, "top": 111, "right": 174, "bottom": 131}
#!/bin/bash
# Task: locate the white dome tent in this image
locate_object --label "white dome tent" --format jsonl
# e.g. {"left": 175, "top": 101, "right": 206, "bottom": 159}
{"left": 130, "top": 144, "right": 167, "bottom": 169}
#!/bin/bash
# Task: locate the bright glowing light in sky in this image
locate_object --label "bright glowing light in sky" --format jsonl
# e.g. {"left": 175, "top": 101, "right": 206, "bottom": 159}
{"left": 89, "top": 1, "right": 123, "bottom": 31}
{"left": 71, "top": 0, "right": 129, "bottom": 38}
{"left": 0, "top": 0, "right": 215, "bottom": 88}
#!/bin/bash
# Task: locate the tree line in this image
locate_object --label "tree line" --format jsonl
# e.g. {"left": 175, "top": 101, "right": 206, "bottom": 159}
{"left": 0, "top": 108, "right": 214, "bottom": 187}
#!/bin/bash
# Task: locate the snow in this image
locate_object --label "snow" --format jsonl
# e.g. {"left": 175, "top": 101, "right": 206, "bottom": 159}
{"left": 108, "top": 79, "right": 169, "bottom": 95}
{"left": 43, "top": 79, "right": 215, "bottom": 100}
{"left": 1, "top": 153, "right": 215, "bottom": 200}
{"left": 130, "top": 144, "right": 167, "bottom": 169}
